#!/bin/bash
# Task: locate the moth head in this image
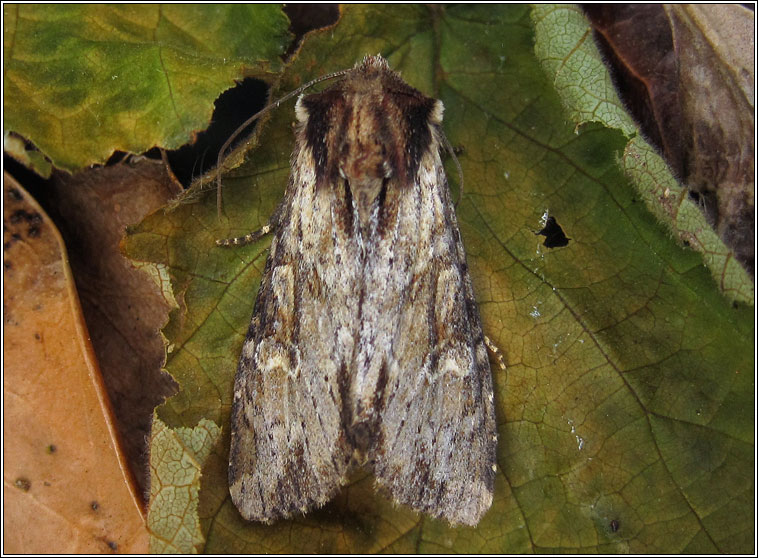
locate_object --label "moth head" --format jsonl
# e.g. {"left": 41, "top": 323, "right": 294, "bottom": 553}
{"left": 358, "top": 54, "right": 391, "bottom": 72}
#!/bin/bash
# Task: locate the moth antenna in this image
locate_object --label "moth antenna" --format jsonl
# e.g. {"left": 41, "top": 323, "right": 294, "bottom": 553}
{"left": 440, "top": 132, "right": 464, "bottom": 206}
{"left": 216, "top": 68, "right": 352, "bottom": 218}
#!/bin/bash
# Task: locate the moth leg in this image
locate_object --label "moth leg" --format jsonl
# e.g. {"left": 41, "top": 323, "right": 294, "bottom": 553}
{"left": 484, "top": 335, "right": 506, "bottom": 371}
{"left": 216, "top": 223, "right": 273, "bottom": 247}
{"left": 216, "top": 200, "right": 286, "bottom": 247}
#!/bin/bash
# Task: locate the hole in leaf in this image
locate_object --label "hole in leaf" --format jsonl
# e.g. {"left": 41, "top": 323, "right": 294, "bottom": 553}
{"left": 160, "top": 78, "right": 270, "bottom": 188}
{"left": 536, "top": 216, "right": 571, "bottom": 248}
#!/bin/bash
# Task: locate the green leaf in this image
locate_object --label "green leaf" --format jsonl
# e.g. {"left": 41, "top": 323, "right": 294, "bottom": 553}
{"left": 3, "top": 4, "right": 291, "bottom": 172}
{"left": 125, "top": 5, "right": 754, "bottom": 553}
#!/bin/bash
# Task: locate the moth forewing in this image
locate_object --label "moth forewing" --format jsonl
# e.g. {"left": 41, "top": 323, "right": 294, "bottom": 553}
{"left": 226, "top": 55, "right": 497, "bottom": 527}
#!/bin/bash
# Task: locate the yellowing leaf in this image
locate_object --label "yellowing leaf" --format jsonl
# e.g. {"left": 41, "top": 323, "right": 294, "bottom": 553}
{"left": 147, "top": 417, "right": 221, "bottom": 553}
{"left": 3, "top": 4, "right": 291, "bottom": 172}
{"left": 125, "top": 5, "right": 754, "bottom": 553}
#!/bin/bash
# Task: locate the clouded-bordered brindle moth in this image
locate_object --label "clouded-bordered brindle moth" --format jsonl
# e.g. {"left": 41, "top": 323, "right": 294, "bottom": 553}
{"left": 220, "top": 55, "right": 498, "bottom": 526}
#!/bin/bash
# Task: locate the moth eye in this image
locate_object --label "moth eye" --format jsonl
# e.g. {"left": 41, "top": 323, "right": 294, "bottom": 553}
{"left": 382, "top": 161, "right": 393, "bottom": 179}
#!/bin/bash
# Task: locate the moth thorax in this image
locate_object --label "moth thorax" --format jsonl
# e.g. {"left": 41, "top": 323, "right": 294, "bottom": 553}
{"left": 339, "top": 137, "right": 391, "bottom": 231}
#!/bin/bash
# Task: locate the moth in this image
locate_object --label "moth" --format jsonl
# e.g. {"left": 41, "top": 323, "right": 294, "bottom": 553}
{"left": 224, "top": 55, "right": 497, "bottom": 526}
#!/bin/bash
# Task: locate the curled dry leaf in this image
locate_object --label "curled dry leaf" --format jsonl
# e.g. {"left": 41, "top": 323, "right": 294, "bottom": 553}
{"left": 585, "top": 4, "right": 755, "bottom": 276}
{"left": 665, "top": 4, "right": 755, "bottom": 276}
{"left": 49, "top": 158, "right": 181, "bottom": 496}
{"left": 583, "top": 4, "right": 685, "bottom": 175}
{"left": 3, "top": 175, "right": 149, "bottom": 553}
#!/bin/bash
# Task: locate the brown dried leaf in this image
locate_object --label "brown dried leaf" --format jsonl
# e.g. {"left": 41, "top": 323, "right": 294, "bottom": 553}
{"left": 583, "top": 5, "right": 685, "bottom": 174}
{"left": 584, "top": 4, "right": 755, "bottom": 276}
{"left": 48, "top": 158, "right": 181, "bottom": 496}
{"left": 665, "top": 4, "right": 755, "bottom": 276}
{"left": 3, "top": 174, "right": 149, "bottom": 553}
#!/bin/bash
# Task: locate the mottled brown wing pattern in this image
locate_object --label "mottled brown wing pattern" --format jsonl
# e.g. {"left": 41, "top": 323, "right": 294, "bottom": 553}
{"left": 227, "top": 55, "right": 497, "bottom": 526}
{"left": 356, "top": 135, "right": 496, "bottom": 526}
{"left": 352, "top": 128, "right": 496, "bottom": 525}
{"left": 228, "top": 129, "right": 362, "bottom": 522}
